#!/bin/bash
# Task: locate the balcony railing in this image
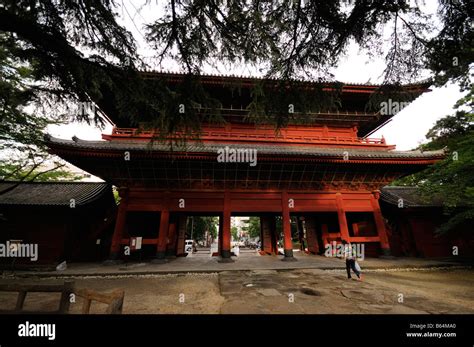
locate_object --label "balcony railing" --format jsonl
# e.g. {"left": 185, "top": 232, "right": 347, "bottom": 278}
{"left": 106, "top": 127, "right": 389, "bottom": 147}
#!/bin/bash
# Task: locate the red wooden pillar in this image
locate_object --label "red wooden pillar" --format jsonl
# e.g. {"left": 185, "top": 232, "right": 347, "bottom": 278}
{"left": 260, "top": 215, "right": 275, "bottom": 255}
{"left": 281, "top": 192, "right": 296, "bottom": 261}
{"left": 154, "top": 209, "right": 170, "bottom": 262}
{"left": 336, "top": 193, "right": 351, "bottom": 242}
{"left": 105, "top": 188, "right": 128, "bottom": 264}
{"left": 219, "top": 191, "right": 234, "bottom": 262}
{"left": 321, "top": 224, "right": 329, "bottom": 247}
{"left": 218, "top": 215, "right": 223, "bottom": 255}
{"left": 371, "top": 191, "right": 391, "bottom": 255}
{"left": 166, "top": 222, "right": 177, "bottom": 257}
{"left": 353, "top": 223, "right": 360, "bottom": 236}
{"left": 270, "top": 216, "right": 279, "bottom": 255}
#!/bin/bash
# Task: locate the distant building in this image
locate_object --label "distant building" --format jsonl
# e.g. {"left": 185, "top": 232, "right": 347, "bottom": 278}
{"left": 380, "top": 187, "right": 473, "bottom": 258}
{"left": 232, "top": 217, "right": 250, "bottom": 239}
{"left": 0, "top": 182, "right": 116, "bottom": 267}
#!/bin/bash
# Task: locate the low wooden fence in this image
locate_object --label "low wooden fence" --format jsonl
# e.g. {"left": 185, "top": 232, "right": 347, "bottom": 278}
{"left": 0, "top": 281, "right": 124, "bottom": 314}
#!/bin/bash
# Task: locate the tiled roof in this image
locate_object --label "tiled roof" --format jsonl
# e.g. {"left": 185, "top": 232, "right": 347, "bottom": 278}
{"left": 46, "top": 136, "right": 446, "bottom": 161}
{"left": 0, "top": 182, "right": 111, "bottom": 206}
{"left": 380, "top": 186, "right": 443, "bottom": 207}
{"left": 140, "top": 70, "right": 433, "bottom": 89}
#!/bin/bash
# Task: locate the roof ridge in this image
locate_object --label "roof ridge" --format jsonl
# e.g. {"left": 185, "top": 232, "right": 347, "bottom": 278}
{"left": 140, "top": 70, "right": 433, "bottom": 88}
{"left": 45, "top": 135, "right": 446, "bottom": 160}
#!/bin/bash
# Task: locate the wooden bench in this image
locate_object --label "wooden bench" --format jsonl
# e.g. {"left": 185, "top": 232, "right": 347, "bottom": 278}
{"left": 0, "top": 281, "right": 74, "bottom": 314}
{"left": 75, "top": 288, "right": 124, "bottom": 314}
{"left": 0, "top": 281, "right": 125, "bottom": 314}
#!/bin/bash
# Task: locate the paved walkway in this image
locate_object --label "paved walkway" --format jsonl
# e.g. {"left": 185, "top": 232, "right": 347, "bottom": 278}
{"left": 5, "top": 250, "right": 471, "bottom": 278}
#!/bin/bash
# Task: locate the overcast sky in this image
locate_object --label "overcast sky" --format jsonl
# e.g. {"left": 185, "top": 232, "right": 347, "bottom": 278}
{"left": 48, "top": 0, "right": 466, "bottom": 151}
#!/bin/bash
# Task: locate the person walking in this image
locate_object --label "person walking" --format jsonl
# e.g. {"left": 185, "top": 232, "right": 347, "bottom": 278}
{"left": 342, "top": 239, "right": 362, "bottom": 281}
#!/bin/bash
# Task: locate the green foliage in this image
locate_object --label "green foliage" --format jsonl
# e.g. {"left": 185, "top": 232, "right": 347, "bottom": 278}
{"left": 147, "top": 1, "right": 472, "bottom": 89}
{"left": 187, "top": 216, "right": 218, "bottom": 241}
{"left": 246, "top": 80, "right": 343, "bottom": 129}
{"left": 247, "top": 217, "right": 261, "bottom": 238}
{"left": 426, "top": 1, "right": 473, "bottom": 90}
{"left": 0, "top": 34, "right": 53, "bottom": 152}
{"left": 113, "top": 188, "right": 121, "bottom": 205}
{"left": 1, "top": 0, "right": 471, "bottom": 148}
{"left": 0, "top": 163, "right": 82, "bottom": 182}
{"left": 231, "top": 226, "right": 238, "bottom": 241}
{"left": 0, "top": 0, "right": 142, "bottom": 180}
{"left": 0, "top": 0, "right": 139, "bottom": 124}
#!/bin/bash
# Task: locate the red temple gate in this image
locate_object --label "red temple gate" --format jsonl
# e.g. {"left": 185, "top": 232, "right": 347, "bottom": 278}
{"left": 46, "top": 72, "right": 444, "bottom": 262}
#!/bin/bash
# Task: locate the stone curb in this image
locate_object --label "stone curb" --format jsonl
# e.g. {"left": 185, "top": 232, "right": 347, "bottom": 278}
{"left": 2, "top": 263, "right": 471, "bottom": 279}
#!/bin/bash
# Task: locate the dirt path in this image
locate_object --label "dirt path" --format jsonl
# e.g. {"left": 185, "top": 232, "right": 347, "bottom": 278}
{"left": 0, "top": 268, "right": 472, "bottom": 314}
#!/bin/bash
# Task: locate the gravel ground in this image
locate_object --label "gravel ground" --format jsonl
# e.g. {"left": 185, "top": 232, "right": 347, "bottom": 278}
{"left": 0, "top": 268, "right": 472, "bottom": 314}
